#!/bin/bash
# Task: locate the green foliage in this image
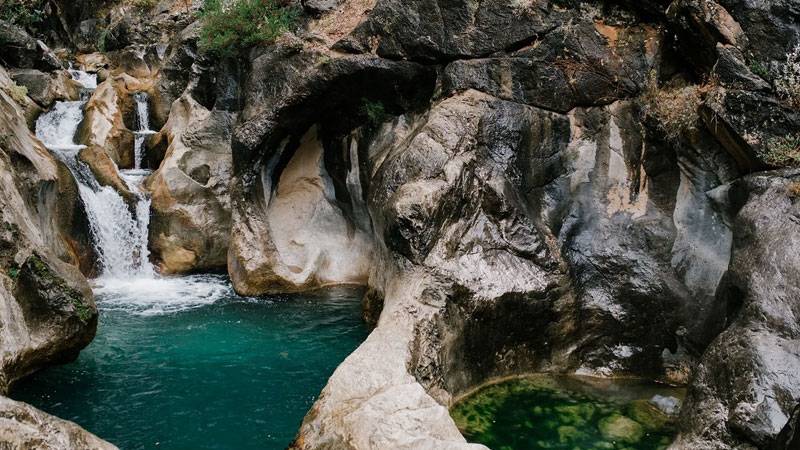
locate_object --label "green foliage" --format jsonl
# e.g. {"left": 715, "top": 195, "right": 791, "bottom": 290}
{"left": 131, "top": 0, "right": 158, "bottom": 9}
{"left": 198, "top": 0, "right": 300, "bottom": 57}
{"left": 0, "top": 0, "right": 46, "bottom": 28}
{"left": 96, "top": 27, "right": 112, "bottom": 52}
{"left": 361, "top": 99, "right": 387, "bottom": 127}
{"left": 762, "top": 134, "right": 800, "bottom": 167}
{"left": 749, "top": 61, "right": 770, "bottom": 80}
{"left": 6, "top": 265, "right": 19, "bottom": 280}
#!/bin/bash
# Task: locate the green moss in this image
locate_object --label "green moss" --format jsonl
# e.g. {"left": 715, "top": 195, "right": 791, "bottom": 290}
{"left": 361, "top": 99, "right": 387, "bottom": 127}
{"left": 23, "top": 254, "right": 93, "bottom": 324}
{"left": 3, "top": 82, "right": 28, "bottom": 105}
{"left": 197, "top": 0, "right": 300, "bottom": 57}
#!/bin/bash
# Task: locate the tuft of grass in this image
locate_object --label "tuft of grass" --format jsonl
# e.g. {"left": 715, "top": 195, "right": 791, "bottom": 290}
{"left": 361, "top": 99, "right": 386, "bottom": 127}
{"left": 3, "top": 82, "right": 28, "bottom": 105}
{"left": 197, "top": 0, "right": 300, "bottom": 57}
{"left": 762, "top": 134, "right": 800, "bottom": 168}
{"left": 787, "top": 181, "right": 800, "bottom": 198}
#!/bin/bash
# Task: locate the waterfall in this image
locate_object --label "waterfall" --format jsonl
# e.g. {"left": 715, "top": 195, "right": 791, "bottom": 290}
{"left": 36, "top": 70, "right": 155, "bottom": 279}
{"left": 132, "top": 92, "right": 156, "bottom": 170}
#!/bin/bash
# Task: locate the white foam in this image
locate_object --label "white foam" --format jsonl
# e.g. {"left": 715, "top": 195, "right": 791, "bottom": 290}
{"left": 93, "top": 274, "right": 237, "bottom": 316}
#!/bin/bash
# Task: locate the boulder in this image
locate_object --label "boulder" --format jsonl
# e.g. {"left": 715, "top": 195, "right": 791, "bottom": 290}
{"left": 10, "top": 69, "right": 82, "bottom": 108}
{"left": 0, "top": 20, "right": 62, "bottom": 71}
{"left": 146, "top": 94, "right": 233, "bottom": 274}
{"left": 0, "top": 396, "right": 117, "bottom": 450}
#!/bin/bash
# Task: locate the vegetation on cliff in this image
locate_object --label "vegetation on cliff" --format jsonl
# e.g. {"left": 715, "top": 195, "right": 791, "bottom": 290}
{"left": 198, "top": 0, "right": 299, "bottom": 57}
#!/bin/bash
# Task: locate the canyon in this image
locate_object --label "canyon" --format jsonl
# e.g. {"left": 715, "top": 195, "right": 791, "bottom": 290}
{"left": 0, "top": 0, "right": 798, "bottom": 449}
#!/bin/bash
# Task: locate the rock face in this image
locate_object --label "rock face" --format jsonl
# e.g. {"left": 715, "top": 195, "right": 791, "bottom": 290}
{"left": 0, "top": 66, "right": 98, "bottom": 392}
{"left": 218, "top": 0, "right": 800, "bottom": 449}
{"left": 673, "top": 170, "right": 800, "bottom": 449}
{"left": 0, "top": 396, "right": 117, "bottom": 450}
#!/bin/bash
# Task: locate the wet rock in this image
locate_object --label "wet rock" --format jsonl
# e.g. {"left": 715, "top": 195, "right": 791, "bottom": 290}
{"left": 146, "top": 94, "right": 233, "bottom": 274}
{"left": 599, "top": 414, "right": 644, "bottom": 443}
{"left": 0, "top": 396, "right": 117, "bottom": 449}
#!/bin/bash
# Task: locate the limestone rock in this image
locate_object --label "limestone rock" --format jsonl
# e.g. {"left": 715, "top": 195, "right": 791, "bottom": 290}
{"left": 146, "top": 94, "right": 233, "bottom": 274}
{"left": 0, "top": 20, "right": 62, "bottom": 71}
{"left": 0, "top": 65, "right": 97, "bottom": 392}
{"left": 0, "top": 396, "right": 117, "bottom": 450}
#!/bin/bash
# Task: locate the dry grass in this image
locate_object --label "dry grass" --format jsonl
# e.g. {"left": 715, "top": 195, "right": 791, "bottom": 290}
{"left": 762, "top": 134, "right": 800, "bottom": 168}
{"left": 641, "top": 71, "right": 712, "bottom": 142}
{"left": 776, "top": 44, "right": 800, "bottom": 109}
{"left": 787, "top": 181, "right": 800, "bottom": 198}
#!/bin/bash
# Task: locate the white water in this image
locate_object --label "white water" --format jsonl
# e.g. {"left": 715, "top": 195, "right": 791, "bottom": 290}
{"left": 131, "top": 92, "right": 156, "bottom": 170}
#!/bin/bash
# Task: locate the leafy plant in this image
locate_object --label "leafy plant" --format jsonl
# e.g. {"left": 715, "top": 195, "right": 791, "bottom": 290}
{"left": 0, "top": 0, "right": 46, "bottom": 28}
{"left": 762, "top": 134, "right": 800, "bottom": 167}
{"left": 197, "top": 0, "right": 300, "bottom": 57}
{"left": 6, "top": 265, "right": 19, "bottom": 280}
{"left": 749, "top": 60, "right": 770, "bottom": 80}
{"left": 361, "top": 99, "right": 386, "bottom": 127}
{"left": 775, "top": 44, "right": 800, "bottom": 109}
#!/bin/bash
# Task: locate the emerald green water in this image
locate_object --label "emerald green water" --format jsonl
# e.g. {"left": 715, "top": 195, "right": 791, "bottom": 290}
{"left": 11, "top": 275, "right": 368, "bottom": 450}
{"left": 451, "top": 375, "right": 683, "bottom": 450}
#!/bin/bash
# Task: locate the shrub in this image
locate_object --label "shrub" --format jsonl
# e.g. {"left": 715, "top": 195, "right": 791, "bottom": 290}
{"left": 762, "top": 134, "right": 800, "bottom": 167}
{"left": 198, "top": 0, "right": 299, "bottom": 57}
{"left": 775, "top": 44, "right": 800, "bottom": 109}
{"left": 0, "top": 0, "right": 46, "bottom": 28}
{"left": 749, "top": 60, "right": 770, "bottom": 80}
{"left": 131, "top": 0, "right": 158, "bottom": 9}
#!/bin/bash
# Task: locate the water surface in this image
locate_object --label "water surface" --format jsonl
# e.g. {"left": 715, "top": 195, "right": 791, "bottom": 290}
{"left": 451, "top": 375, "right": 684, "bottom": 450}
{"left": 12, "top": 276, "right": 368, "bottom": 450}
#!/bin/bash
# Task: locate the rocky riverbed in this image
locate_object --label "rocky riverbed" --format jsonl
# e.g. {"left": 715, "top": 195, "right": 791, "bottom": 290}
{"left": 0, "top": 0, "right": 798, "bottom": 449}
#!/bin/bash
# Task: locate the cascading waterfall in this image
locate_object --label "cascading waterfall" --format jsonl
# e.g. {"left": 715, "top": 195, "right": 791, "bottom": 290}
{"left": 35, "top": 70, "right": 154, "bottom": 279}
{"left": 132, "top": 92, "right": 156, "bottom": 171}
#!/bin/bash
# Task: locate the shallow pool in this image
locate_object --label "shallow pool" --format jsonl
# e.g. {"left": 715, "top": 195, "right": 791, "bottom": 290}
{"left": 451, "top": 375, "right": 684, "bottom": 450}
{"left": 11, "top": 275, "right": 368, "bottom": 450}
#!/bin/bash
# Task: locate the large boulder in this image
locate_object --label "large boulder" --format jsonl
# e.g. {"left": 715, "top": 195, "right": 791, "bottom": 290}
{"left": 146, "top": 94, "right": 234, "bottom": 274}
{"left": 0, "top": 20, "right": 62, "bottom": 71}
